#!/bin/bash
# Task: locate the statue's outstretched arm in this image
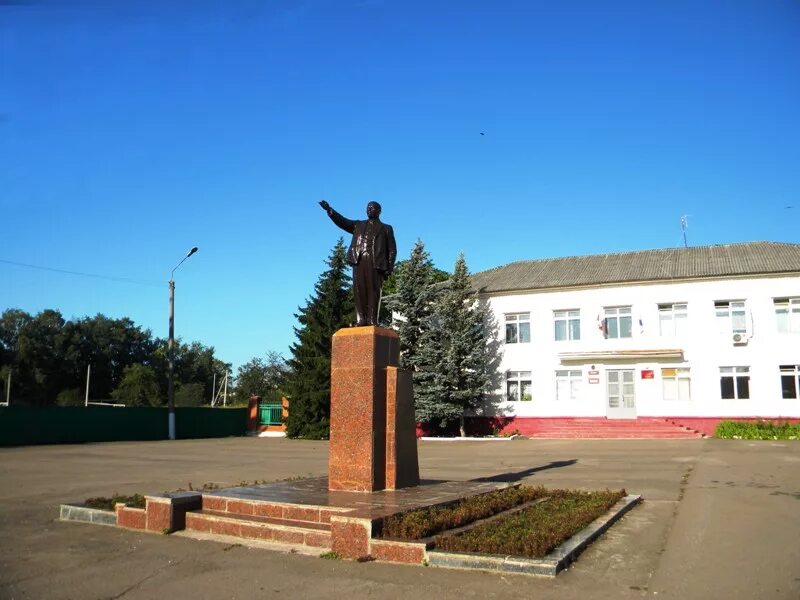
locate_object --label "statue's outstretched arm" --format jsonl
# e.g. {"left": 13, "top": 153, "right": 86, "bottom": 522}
{"left": 319, "top": 200, "right": 355, "bottom": 234}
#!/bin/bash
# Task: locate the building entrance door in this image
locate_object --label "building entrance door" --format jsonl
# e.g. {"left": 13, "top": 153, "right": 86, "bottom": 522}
{"left": 607, "top": 369, "right": 636, "bottom": 419}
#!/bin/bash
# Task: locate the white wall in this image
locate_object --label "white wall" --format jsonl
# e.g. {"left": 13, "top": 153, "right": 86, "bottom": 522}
{"left": 486, "top": 275, "right": 800, "bottom": 418}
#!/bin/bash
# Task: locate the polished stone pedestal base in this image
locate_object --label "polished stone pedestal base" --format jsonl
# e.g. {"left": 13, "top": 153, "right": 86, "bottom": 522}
{"left": 328, "top": 326, "right": 419, "bottom": 492}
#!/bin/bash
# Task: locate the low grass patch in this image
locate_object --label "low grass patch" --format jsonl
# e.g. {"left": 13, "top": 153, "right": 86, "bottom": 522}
{"left": 434, "top": 489, "right": 625, "bottom": 559}
{"left": 715, "top": 420, "right": 800, "bottom": 440}
{"left": 379, "top": 486, "right": 549, "bottom": 540}
{"left": 85, "top": 493, "right": 146, "bottom": 510}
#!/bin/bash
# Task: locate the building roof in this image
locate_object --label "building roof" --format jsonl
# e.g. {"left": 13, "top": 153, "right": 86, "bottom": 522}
{"left": 471, "top": 242, "right": 800, "bottom": 294}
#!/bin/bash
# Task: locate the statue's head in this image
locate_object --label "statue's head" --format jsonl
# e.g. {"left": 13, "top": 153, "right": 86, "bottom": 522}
{"left": 366, "top": 201, "right": 382, "bottom": 219}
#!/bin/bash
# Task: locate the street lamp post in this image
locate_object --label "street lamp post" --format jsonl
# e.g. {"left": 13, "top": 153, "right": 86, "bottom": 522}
{"left": 168, "top": 246, "right": 198, "bottom": 440}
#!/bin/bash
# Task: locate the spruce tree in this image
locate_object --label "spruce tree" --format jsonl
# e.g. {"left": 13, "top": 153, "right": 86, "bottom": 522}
{"left": 387, "top": 239, "right": 437, "bottom": 371}
{"left": 415, "top": 253, "right": 493, "bottom": 436}
{"left": 285, "top": 239, "right": 354, "bottom": 439}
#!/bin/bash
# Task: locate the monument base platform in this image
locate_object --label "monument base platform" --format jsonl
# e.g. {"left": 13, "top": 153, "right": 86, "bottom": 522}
{"left": 107, "top": 477, "right": 513, "bottom": 563}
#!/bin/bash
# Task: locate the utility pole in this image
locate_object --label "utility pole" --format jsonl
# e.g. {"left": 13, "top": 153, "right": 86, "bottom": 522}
{"left": 168, "top": 278, "right": 176, "bottom": 438}
{"left": 3, "top": 371, "right": 9, "bottom": 406}
{"left": 168, "top": 246, "right": 198, "bottom": 440}
{"left": 84, "top": 364, "right": 91, "bottom": 406}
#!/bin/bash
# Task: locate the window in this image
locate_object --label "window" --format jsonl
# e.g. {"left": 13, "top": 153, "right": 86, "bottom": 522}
{"left": 775, "top": 298, "right": 800, "bottom": 333}
{"left": 715, "top": 301, "right": 747, "bottom": 334}
{"left": 780, "top": 365, "right": 800, "bottom": 399}
{"left": 603, "top": 306, "right": 632, "bottom": 339}
{"left": 720, "top": 366, "right": 750, "bottom": 399}
{"left": 506, "top": 371, "right": 532, "bottom": 401}
{"left": 659, "top": 303, "right": 688, "bottom": 336}
{"left": 554, "top": 310, "right": 580, "bottom": 341}
{"left": 662, "top": 368, "right": 691, "bottom": 401}
{"left": 505, "top": 313, "right": 530, "bottom": 344}
{"left": 555, "top": 370, "right": 582, "bottom": 401}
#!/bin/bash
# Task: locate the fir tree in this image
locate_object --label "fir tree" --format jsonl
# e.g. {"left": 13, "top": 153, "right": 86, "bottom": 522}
{"left": 387, "top": 239, "right": 438, "bottom": 371}
{"left": 415, "top": 253, "right": 493, "bottom": 436}
{"left": 284, "top": 239, "right": 354, "bottom": 439}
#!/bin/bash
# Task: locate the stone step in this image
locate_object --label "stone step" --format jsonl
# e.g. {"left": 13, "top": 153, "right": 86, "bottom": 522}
{"left": 185, "top": 510, "right": 332, "bottom": 549}
{"left": 528, "top": 434, "right": 702, "bottom": 439}
{"left": 527, "top": 431, "right": 703, "bottom": 438}
{"left": 201, "top": 494, "right": 344, "bottom": 525}
{"left": 508, "top": 418, "right": 705, "bottom": 438}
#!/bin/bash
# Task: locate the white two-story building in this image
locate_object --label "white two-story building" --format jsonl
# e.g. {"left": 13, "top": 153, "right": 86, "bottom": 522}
{"left": 470, "top": 241, "right": 800, "bottom": 435}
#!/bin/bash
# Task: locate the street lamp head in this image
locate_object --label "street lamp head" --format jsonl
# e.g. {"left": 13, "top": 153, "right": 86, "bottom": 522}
{"left": 171, "top": 246, "right": 200, "bottom": 280}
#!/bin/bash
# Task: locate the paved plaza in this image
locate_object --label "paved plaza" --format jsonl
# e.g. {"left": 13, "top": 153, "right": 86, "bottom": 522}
{"left": 0, "top": 437, "right": 798, "bottom": 599}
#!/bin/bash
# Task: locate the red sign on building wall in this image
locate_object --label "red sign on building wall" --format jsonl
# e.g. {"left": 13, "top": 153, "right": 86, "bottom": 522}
{"left": 641, "top": 370, "right": 654, "bottom": 379}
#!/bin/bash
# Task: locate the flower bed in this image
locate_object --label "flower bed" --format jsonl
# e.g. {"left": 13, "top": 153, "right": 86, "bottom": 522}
{"left": 434, "top": 489, "right": 625, "bottom": 559}
{"left": 379, "top": 485, "right": 548, "bottom": 540}
{"left": 85, "top": 494, "right": 146, "bottom": 510}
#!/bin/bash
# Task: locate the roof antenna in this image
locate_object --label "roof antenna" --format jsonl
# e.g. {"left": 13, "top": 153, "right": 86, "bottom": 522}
{"left": 680, "top": 215, "right": 689, "bottom": 248}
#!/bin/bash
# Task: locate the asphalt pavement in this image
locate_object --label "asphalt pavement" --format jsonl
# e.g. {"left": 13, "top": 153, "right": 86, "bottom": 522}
{"left": 0, "top": 436, "right": 798, "bottom": 599}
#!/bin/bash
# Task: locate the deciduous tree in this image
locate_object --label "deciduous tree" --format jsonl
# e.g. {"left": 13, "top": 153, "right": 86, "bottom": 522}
{"left": 111, "top": 364, "right": 161, "bottom": 406}
{"left": 234, "top": 351, "right": 289, "bottom": 404}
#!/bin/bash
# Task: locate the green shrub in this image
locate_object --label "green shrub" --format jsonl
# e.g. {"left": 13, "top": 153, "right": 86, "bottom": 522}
{"left": 434, "top": 489, "right": 625, "bottom": 559}
{"left": 715, "top": 420, "right": 800, "bottom": 440}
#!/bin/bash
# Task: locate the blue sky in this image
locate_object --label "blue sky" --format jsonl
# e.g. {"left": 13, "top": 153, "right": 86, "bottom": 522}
{"left": 2, "top": 0, "right": 798, "bottom": 373}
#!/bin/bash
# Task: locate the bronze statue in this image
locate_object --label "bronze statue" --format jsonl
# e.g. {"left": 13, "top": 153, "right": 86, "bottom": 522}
{"left": 319, "top": 200, "right": 397, "bottom": 326}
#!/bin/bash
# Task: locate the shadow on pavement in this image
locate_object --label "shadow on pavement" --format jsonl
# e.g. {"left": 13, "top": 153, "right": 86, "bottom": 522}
{"left": 470, "top": 459, "right": 579, "bottom": 482}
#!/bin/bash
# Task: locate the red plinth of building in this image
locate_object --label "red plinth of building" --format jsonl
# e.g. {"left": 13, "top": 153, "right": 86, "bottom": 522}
{"left": 329, "top": 326, "right": 419, "bottom": 492}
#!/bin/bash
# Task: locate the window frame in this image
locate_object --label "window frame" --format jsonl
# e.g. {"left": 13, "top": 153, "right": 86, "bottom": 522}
{"left": 504, "top": 313, "right": 531, "bottom": 344}
{"left": 658, "top": 303, "right": 688, "bottom": 337}
{"left": 661, "top": 367, "right": 691, "bottom": 401}
{"left": 506, "top": 370, "right": 532, "bottom": 401}
{"left": 719, "top": 366, "right": 751, "bottom": 400}
{"left": 554, "top": 310, "right": 581, "bottom": 341}
{"left": 603, "top": 306, "right": 633, "bottom": 339}
{"left": 715, "top": 300, "right": 747, "bottom": 335}
{"left": 555, "top": 369, "right": 582, "bottom": 401}
{"left": 775, "top": 298, "right": 800, "bottom": 334}
{"left": 780, "top": 364, "right": 800, "bottom": 399}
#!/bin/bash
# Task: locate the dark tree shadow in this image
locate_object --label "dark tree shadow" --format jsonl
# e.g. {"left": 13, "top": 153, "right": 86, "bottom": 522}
{"left": 470, "top": 459, "right": 578, "bottom": 483}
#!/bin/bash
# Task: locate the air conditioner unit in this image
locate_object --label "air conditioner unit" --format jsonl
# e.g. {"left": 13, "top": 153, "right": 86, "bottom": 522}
{"left": 732, "top": 333, "right": 750, "bottom": 345}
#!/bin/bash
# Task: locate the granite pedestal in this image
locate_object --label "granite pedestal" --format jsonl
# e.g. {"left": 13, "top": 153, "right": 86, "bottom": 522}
{"left": 328, "top": 326, "right": 419, "bottom": 492}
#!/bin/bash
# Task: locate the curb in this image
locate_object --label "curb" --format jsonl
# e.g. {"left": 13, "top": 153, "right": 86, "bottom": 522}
{"left": 427, "top": 494, "right": 641, "bottom": 576}
{"left": 59, "top": 504, "right": 117, "bottom": 526}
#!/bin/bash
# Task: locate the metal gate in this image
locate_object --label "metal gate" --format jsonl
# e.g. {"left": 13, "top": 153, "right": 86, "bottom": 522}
{"left": 258, "top": 403, "right": 283, "bottom": 426}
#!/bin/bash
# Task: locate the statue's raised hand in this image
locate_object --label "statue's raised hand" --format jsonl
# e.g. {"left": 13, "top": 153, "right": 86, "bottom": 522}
{"left": 319, "top": 200, "right": 331, "bottom": 211}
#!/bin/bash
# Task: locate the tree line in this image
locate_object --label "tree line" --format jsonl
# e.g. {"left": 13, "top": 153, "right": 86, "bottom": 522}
{"left": 0, "top": 309, "right": 230, "bottom": 406}
{"left": 1, "top": 238, "right": 498, "bottom": 437}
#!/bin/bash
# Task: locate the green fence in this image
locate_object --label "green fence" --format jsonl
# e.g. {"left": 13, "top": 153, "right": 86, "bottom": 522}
{"left": 0, "top": 406, "right": 248, "bottom": 446}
